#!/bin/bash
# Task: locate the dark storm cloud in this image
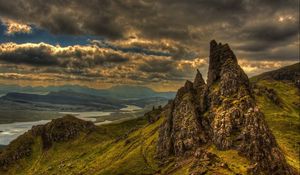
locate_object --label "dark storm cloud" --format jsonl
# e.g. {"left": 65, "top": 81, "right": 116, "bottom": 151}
{"left": 0, "top": 45, "right": 59, "bottom": 66}
{"left": 235, "top": 19, "right": 299, "bottom": 52}
{"left": 90, "top": 39, "right": 196, "bottom": 60}
{"left": 243, "top": 23, "right": 298, "bottom": 43}
{"left": 139, "top": 59, "right": 174, "bottom": 73}
{"left": 0, "top": 43, "right": 129, "bottom": 68}
{"left": 0, "top": 0, "right": 298, "bottom": 57}
{"left": 0, "top": 0, "right": 298, "bottom": 41}
{"left": 91, "top": 40, "right": 172, "bottom": 57}
{"left": 0, "top": 0, "right": 125, "bottom": 38}
{"left": 40, "top": 13, "right": 82, "bottom": 35}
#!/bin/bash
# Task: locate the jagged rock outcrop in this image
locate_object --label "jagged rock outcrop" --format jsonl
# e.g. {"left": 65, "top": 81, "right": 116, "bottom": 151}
{"left": 0, "top": 115, "right": 95, "bottom": 170}
{"left": 253, "top": 84, "right": 282, "bottom": 106}
{"left": 31, "top": 115, "right": 95, "bottom": 149}
{"left": 158, "top": 79, "right": 207, "bottom": 158}
{"left": 157, "top": 40, "right": 295, "bottom": 174}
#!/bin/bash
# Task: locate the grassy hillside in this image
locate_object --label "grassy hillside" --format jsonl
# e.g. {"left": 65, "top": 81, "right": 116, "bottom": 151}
{"left": 1, "top": 113, "right": 253, "bottom": 175}
{"left": 252, "top": 79, "right": 300, "bottom": 171}
{"left": 0, "top": 116, "right": 159, "bottom": 175}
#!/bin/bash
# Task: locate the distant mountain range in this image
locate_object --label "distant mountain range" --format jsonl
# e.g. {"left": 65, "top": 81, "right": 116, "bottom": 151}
{"left": 0, "top": 90, "right": 173, "bottom": 109}
{"left": 1, "top": 91, "right": 124, "bottom": 109}
{"left": 0, "top": 85, "right": 175, "bottom": 124}
{"left": 0, "top": 84, "right": 175, "bottom": 99}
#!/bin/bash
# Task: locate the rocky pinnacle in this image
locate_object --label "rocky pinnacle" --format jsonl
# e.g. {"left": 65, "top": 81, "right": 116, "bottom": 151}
{"left": 157, "top": 40, "right": 295, "bottom": 174}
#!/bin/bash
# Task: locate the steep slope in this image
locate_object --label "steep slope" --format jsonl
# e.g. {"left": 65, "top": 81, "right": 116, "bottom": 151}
{"left": 0, "top": 41, "right": 298, "bottom": 175}
{"left": 251, "top": 64, "right": 300, "bottom": 172}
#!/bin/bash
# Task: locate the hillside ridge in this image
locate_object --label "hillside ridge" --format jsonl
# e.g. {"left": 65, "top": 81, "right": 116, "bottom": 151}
{"left": 252, "top": 62, "right": 300, "bottom": 88}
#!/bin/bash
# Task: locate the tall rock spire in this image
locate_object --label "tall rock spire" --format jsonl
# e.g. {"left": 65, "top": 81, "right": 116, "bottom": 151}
{"left": 207, "top": 40, "right": 238, "bottom": 86}
{"left": 193, "top": 69, "right": 205, "bottom": 89}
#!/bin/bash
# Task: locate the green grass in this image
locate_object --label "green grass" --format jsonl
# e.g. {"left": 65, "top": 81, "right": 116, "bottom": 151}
{"left": 208, "top": 145, "right": 250, "bottom": 174}
{"left": 1, "top": 116, "right": 162, "bottom": 175}
{"left": 254, "top": 80, "right": 300, "bottom": 171}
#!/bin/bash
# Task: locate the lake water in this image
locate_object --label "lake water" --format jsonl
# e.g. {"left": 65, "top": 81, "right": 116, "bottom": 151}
{"left": 59, "top": 111, "right": 113, "bottom": 122}
{"left": 0, "top": 105, "right": 142, "bottom": 145}
{"left": 0, "top": 120, "right": 50, "bottom": 145}
{"left": 120, "top": 105, "right": 142, "bottom": 112}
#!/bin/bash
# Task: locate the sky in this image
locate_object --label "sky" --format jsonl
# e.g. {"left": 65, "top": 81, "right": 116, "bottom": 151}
{"left": 0, "top": 0, "right": 299, "bottom": 91}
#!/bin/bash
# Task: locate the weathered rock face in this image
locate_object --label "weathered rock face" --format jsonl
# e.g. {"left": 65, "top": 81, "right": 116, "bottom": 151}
{"left": 157, "top": 40, "right": 295, "bottom": 174}
{"left": 158, "top": 79, "right": 207, "bottom": 158}
{"left": 0, "top": 115, "right": 95, "bottom": 170}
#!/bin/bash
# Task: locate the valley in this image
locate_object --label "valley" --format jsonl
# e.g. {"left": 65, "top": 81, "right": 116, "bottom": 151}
{"left": 0, "top": 85, "right": 174, "bottom": 148}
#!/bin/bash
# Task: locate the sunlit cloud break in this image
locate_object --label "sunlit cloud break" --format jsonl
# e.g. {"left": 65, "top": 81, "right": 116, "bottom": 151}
{"left": 2, "top": 19, "right": 32, "bottom": 35}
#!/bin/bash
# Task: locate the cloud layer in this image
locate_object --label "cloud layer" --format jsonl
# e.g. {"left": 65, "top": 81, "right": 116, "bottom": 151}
{"left": 0, "top": 0, "right": 298, "bottom": 90}
{"left": 0, "top": 40, "right": 296, "bottom": 91}
{"left": 0, "top": 40, "right": 208, "bottom": 89}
